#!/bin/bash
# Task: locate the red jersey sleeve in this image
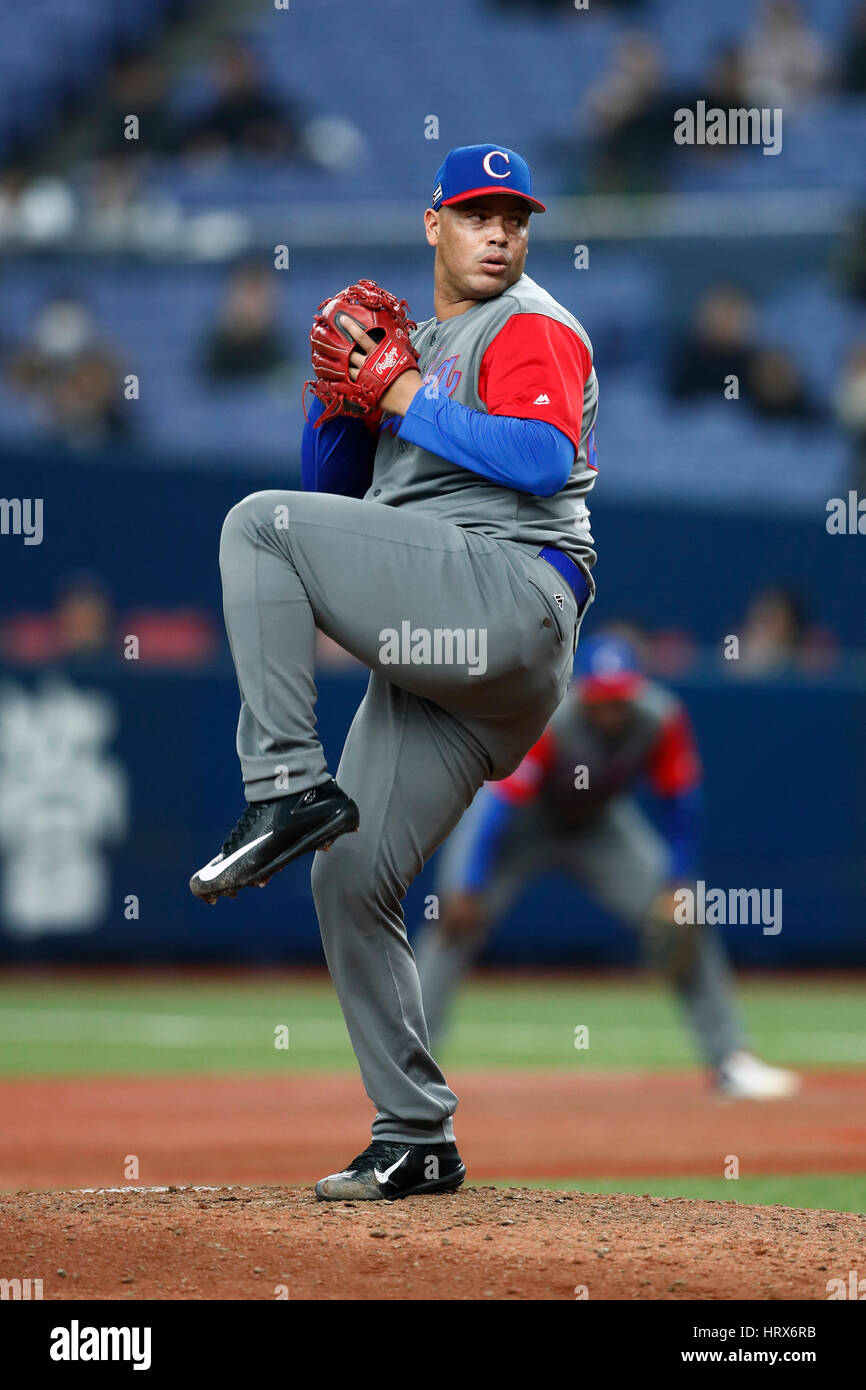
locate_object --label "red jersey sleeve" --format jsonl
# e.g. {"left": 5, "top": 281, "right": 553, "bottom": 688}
{"left": 491, "top": 726, "right": 557, "bottom": 805}
{"left": 478, "top": 313, "right": 592, "bottom": 451}
{"left": 646, "top": 707, "right": 703, "bottom": 798}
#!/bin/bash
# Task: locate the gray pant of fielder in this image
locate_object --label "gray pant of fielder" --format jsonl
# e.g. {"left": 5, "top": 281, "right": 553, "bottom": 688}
{"left": 219, "top": 489, "right": 587, "bottom": 1142}
{"left": 415, "top": 792, "right": 743, "bottom": 1068}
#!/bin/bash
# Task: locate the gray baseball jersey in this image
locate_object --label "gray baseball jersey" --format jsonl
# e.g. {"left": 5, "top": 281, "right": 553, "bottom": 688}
{"left": 530, "top": 677, "right": 700, "bottom": 830}
{"left": 366, "top": 273, "right": 598, "bottom": 572}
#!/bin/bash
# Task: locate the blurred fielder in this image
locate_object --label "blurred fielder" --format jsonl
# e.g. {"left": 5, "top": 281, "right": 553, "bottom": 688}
{"left": 415, "top": 634, "right": 800, "bottom": 1100}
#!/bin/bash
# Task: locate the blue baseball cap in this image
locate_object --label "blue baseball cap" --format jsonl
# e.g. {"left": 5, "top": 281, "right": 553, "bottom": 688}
{"left": 431, "top": 144, "right": 546, "bottom": 214}
{"left": 575, "top": 636, "right": 644, "bottom": 702}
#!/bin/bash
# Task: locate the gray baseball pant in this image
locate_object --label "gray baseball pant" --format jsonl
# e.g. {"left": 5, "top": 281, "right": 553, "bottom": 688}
{"left": 218, "top": 489, "right": 589, "bottom": 1142}
{"left": 414, "top": 791, "right": 744, "bottom": 1068}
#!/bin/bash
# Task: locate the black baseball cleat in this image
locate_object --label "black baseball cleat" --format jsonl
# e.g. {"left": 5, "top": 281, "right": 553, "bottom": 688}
{"left": 315, "top": 1140, "right": 466, "bottom": 1201}
{"left": 190, "top": 778, "right": 359, "bottom": 904}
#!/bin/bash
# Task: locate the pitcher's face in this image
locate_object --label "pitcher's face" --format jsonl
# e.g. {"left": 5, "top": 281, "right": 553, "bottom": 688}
{"left": 426, "top": 195, "right": 530, "bottom": 304}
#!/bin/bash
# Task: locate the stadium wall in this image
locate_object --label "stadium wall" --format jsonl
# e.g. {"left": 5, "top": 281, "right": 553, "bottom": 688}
{"left": 2, "top": 446, "right": 863, "bottom": 965}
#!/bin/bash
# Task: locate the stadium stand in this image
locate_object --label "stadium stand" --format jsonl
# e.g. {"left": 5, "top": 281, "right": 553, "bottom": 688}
{"left": 0, "top": 0, "right": 864, "bottom": 506}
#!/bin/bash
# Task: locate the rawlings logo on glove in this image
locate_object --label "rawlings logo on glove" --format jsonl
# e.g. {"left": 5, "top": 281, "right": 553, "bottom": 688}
{"left": 374, "top": 345, "right": 402, "bottom": 377}
{"left": 305, "top": 278, "right": 419, "bottom": 427}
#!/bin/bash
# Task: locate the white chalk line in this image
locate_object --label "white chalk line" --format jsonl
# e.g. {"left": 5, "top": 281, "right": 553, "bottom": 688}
{"left": 72, "top": 1185, "right": 223, "bottom": 1194}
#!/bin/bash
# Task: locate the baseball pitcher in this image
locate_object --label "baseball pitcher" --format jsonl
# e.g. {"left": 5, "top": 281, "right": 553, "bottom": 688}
{"left": 190, "top": 144, "right": 598, "bottom": 1199}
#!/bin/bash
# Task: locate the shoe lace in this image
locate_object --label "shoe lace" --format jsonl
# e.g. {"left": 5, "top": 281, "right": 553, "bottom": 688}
{"left": 220, "top": 804, "right": 261, "bottom": 857}
{"left": 346, "top": 1141, "right": 401, "bottom": 1170}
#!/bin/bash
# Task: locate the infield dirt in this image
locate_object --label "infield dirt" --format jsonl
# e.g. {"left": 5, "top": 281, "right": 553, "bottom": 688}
{"left": 3, "top": 1069, "right": 864, "bottom": 1299}
{"left": 1, "top": 1070, "right": 865, "bottom": 1189}
{"left": 2, "top": 1184, "right": 865, "bottom": 1300}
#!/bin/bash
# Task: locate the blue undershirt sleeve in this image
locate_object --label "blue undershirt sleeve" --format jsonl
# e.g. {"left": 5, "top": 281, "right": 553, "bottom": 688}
{"left": 397, "top": 389, "right": 574, "bottom": 497}
{"left": 656, "top": 787, "right": 702, "bottom": 881}
{"left": 458, "top": 792, "right": 516, "bottom": 891}
{"left": 301, "top": 395, "right": 378, "bottom": 498}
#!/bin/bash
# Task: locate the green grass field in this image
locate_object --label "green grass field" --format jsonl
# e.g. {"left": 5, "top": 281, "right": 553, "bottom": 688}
{"left": 1, "top": 972, "right": 863, "bottom": 1214}
{"left": 0, "top": 972, "right": 863, "bottom": 1075}
{"left": 488, "top": 1175, "right": 866, "bottom": 1212}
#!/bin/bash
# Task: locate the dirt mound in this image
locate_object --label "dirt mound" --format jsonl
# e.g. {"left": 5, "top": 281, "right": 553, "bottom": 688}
{"left": 2, "top": 1185, "right": 864, "bottom": 1300}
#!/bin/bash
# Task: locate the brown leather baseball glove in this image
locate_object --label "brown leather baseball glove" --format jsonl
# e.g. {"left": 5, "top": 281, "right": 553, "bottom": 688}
{"left": 305, "top": 278, "right": 419, "bottom": 427}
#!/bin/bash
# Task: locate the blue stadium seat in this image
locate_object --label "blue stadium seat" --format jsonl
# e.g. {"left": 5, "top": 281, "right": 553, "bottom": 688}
{"left": 0, "top": 1, "right": 862, "bottom": 508}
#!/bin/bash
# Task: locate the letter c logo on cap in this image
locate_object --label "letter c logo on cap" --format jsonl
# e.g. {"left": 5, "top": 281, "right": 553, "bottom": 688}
{"left": 482, "top": 150, "right": 510, "bottom": 179}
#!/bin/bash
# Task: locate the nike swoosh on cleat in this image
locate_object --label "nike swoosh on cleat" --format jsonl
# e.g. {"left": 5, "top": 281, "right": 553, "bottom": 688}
{"left": 196, "top": 830, "right": 274, "bottom": 883}
{"left": 373, "top": 1150, "right": 411, "bottom": 1184}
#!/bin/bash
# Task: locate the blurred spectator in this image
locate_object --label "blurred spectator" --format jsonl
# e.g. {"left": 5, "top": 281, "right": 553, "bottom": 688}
{"left": 724, "top": 586, "right": 837, "bottom": 677}
{"left": 669, "top": 292, "right": 821, "bottom": 420}
{"left": 201, "top": 261, "right": 292, "bottom": 383}
{"left": 702, "top": 44, "right": 750, "bottom": 121}
{"left": 746, "top": 347, "right": 820, "bottom": 423}
{"left": 0, "top": 575, "right": 219, "bottom": 668}
{"left": 833, "top": 342, "right": 866, "bottom": 486}
{"left": 80, "top": 158, "right": 145, "bottom": 236}
{"left": 80, "top": 55, "right": 177, "bottom": 228}
{"left": 180, "top": 40, "right": 301, "bottom": 160}
{"left": 834, "top": 208, "right": 866, "bottom": 303}
{"left": 55, "top": 576, "right": 114, "bottom": 662}
{"left": 7, "top": 296, "right": 130, "bottom": 449}
{"left": 0, "top": 168, "right": 33, "bottom": 240}
{"left": 580, "top": 34, "right": 678, "bottom": 193}
{"left": 0, "top": 167, "right": 77, "bottom": 247}
{"left": 1, "top": 576, "right": 113, "bottom": 666}
{"left": 740, "top": 0, "right": 831, "bottom": 108}
{"left": 574, "top": 33, "right": 752, "bottom": 195}
{"left": 94, "top": 54, "right": 177, "bottom": 160}
{"left": 668, "top": 286, "right": 757, "bottom": 400}
{"left": 732, "top": 586, "right": 806, "bottom": 675}
{"left": 841, "top": 1, "right": 866, "bottom": 94}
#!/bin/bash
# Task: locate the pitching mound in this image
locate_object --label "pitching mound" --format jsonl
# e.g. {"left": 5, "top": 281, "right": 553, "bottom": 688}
{"left": 3, "top": 1185, "right": 864, "bottom": 1300}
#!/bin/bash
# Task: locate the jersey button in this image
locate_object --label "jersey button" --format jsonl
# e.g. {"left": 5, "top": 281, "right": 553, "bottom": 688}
{"left": 398, "top": 443, "right": 406, "bottom": 453}
{"left": 373, "top": 488, "right": 382, "bottom": 497}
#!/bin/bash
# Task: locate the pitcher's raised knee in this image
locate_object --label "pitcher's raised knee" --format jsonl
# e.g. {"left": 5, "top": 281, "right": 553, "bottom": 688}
{"left": 220, "top": 490, "right": 300, "bottom": 555}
